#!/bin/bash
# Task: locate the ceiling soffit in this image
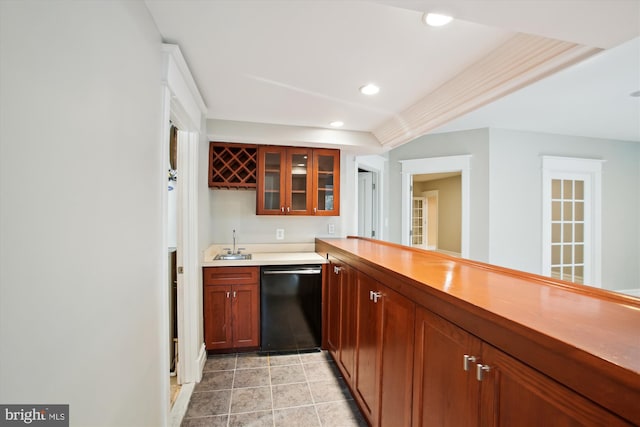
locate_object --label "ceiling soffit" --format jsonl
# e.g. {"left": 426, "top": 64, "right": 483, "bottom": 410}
{"left": 373, "top": 33, "right": 602, "bottom": 148}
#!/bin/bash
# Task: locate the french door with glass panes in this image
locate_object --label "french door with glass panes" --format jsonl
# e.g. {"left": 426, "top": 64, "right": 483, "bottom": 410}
{"left": 542, "top": 157, "right": 602, "bottom": 287}
{"left": 412, "top": 197, "right": 426, "bottom": 248}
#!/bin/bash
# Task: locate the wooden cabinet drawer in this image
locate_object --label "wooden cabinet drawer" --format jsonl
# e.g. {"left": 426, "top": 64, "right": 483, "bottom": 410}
{"left": 203, "top": 266, "right": 259, "bottom": 286}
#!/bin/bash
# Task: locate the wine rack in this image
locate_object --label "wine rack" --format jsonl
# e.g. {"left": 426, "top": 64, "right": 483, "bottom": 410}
{"left": 208, "top": 142, "right": 257, "bottom": 189}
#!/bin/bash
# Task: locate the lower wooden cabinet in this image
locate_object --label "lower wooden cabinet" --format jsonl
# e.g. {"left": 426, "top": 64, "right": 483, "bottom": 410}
{"left": 325, "top": 261, "right": 633, "bottom": 427}
{"left": 203, "top": 267, "right": 259, "bottom": 351}
{"left": 319, "top": 239, "right": 638, "bottom": 427}
{"left": 328, "top": 265, "right": 415, "bottom": 427}
{"left": 326, "top": 258, "right": 357, "bottom": 383}
{"left": 354, "top": 271, "right": 379, "bottom": 424}
{"left": 412, "top": 307, "right": 632, "bottom": 427}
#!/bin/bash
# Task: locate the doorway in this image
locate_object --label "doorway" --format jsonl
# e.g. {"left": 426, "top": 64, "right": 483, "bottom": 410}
{"left": 412, "top": 173, "right": 461, "bottom": 255}
{"left": 168, "top": 124, "right": 180, "bottom": 407}
{"left": 400, "top": 155, "right": 471, "bottom": 258}
{"left": 161, "top": 43, "right": 208, "bottom": 426}
{"left": 358, "top": 169, "right": 378, "bottom": 239}
{"left": 355, "top": 155, "right": 386, "bottom": 241}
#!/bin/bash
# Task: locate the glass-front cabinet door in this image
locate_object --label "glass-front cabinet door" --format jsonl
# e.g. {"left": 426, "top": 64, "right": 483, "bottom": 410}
{"left": 257, "top": 146, "right": 339, "bottom": 216}
{"left": 313, "top": 149, "right": 340, "bottom": 215}
{"left": 285, "top": 148, "right": 313, "bottom": 215}
{"left": 257, "top": 146, "right": 286, "bottom": 214}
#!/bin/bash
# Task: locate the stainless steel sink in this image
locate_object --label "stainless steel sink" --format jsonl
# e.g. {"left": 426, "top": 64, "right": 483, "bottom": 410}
{"left": 214, "top": 253, "right": 252, "bottom": 260}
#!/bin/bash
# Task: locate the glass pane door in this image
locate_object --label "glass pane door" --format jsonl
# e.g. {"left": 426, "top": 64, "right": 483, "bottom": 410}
{"left": 316, "top": 154, "right": 335, "bottom": 212}
{"left": 412, "top": 197, "right": 425, "bottom": 247}
{"left": 550, "top": 179, "right": 585, "bottom": 283}
{"left": 263, "top": 151, "right": 282, "bottom": 211}
{"left": 289, "top": 152, "right": 308, "bottom": 212}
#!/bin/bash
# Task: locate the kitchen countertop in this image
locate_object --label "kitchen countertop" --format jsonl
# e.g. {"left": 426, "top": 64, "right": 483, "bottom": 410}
{"left": 202, "top": 243, "right": 327, "bottom": 267}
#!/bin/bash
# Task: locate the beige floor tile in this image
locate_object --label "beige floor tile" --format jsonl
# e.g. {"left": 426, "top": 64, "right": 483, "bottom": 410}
{"left": 228, "top": 410, "right": 273, "bottom": 427}
{"left": 233, "top": 367, "right": 270, "bottom": 388}
{"left": 273, "top": 405, "right": 321, "bottom": 427}
{"left": 315, "top": 400, "right": 367, "bottom": 427}
{"left": 270, "top": 364, "right": 306, "bottom": 385}
{"left": 230, "top": 386, "right": 272, "bottom": 414}
{"left": 203, "top": 354, "right": 236, "bottom": 372}
{"left": 272, "top": 382, "right": 313, "bottom": 409}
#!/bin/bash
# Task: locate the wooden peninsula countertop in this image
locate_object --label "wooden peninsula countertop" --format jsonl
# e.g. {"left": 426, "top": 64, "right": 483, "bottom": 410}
{"left": 315, "top": 237, "right": 640, "bottom": 425}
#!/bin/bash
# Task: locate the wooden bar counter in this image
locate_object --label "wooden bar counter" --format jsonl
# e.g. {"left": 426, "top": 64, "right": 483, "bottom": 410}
{"left": 316, "top": 237, "right": 640, "bottom": 427}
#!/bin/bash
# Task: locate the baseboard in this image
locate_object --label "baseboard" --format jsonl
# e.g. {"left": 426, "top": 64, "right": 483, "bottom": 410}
{"left": 169, "top": 382, "right": 195, "bottom": 427}
{"left": 614, "top": 288, "right": 640, "bottom": 297}
{"left": 197, "top": 343, "right": 207, "bottom": 382}
{"left": 435, "top": 249, "right": 461, "bottom": 258}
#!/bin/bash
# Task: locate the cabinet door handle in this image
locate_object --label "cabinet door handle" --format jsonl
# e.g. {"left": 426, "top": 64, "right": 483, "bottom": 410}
{"left": 334, "top": 266, "right": 341, "bottom": 274}
{"left": 463, "top": 354, "right": 478, "bottom": 371}
{"left": 281, "top": 206, "right": 285, "bottom": 213}
{"left": 287, "top": 206, "right": 290, "bottom": 213}
{"left": 314, "top": 207, "right": 317, "bottom": 214}
{"left": 476, "top": 363, "right": 491, "bottom": 381}
{"left": 233, "top": 291, "right": 237, "bottom": 298}
{"left": 370, "top": 291, "right": 382, "bottom": 303}
{"left": 226, "top": 292, "right": 230, "bottom": 298}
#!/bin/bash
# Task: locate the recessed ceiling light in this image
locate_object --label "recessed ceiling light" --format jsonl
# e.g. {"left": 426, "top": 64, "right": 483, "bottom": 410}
{"left": 359, "top": 84, "right": 380, "bottom": 95}
{"left": 330, "top": 121, "right": 344, "bottom": 127}
{"left": 630, "top": 90, "right": 640, "bottom": 97}
{"left": 423, "top": 12, "right": 453, "bottom": 27}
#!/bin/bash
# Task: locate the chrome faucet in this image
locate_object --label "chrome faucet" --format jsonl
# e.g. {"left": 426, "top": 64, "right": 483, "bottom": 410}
{"left": 224, "top": 230, "right": 244, "bottom": 255}
{"left": 232, "top": 229, "right": 236, "bottom": 254}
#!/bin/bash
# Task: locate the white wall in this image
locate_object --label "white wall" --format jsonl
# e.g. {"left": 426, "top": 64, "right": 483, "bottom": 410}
{"left": 387, "top": 129, "right": 491, "bottom": 261}
{"left": 488, "top": 128, "right": 640, "bottom": 291}
{"left": 0, "top": 2, "right": 166, "bottom": 426}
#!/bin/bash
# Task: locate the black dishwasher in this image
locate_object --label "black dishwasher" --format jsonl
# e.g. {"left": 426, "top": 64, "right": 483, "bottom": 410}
{"left": 260, "top": 265, "right": 322, "bottom": 352}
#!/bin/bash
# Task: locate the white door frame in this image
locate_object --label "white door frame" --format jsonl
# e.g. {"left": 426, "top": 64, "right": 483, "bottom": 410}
{"left": 358, "top": 171, "right": 374, "bottom": 238}
{"left": 355, "top": 155, "right": 386, "bottom": 241}
{"left": 400, "top": 155, "right": 471, "bottom": 258}
{"left": 160, "top": 44, "right": 207, "bottom": 424}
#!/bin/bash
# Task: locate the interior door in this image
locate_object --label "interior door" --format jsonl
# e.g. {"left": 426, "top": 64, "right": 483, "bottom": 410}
{"left": 358, "top": 171, "right": 374, "bottom": 238}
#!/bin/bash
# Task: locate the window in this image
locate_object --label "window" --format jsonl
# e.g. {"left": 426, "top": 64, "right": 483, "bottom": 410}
{"left": 542, "top": 157, "right": 603, "bottom": 287}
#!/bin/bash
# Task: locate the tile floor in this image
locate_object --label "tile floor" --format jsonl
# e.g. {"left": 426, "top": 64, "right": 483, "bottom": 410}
{"left": 180, "top": 350, "right": 367, "bottom": 427}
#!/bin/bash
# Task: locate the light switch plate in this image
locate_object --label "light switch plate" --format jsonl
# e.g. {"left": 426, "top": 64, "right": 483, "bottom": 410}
{"left": 328, "top": 224, "right": 335, "bottom": 234}
{"left": 276, "top": 228, "right": 285, "bottom": 240}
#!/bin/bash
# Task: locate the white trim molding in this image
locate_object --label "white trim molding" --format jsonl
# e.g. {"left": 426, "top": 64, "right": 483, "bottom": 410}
{"left": 162, "top": 44, "right": 207, "bottom": 130}
{"left": 541, "top": 156, "right": 604, "bottom": 287}
{"left": 355, "top": 154, "right": 387, "bottom": 241}
{"left": 161, "top": 43, "right": 207, "bottom": 426}
{"left": 400, "top": 155, "right": 471, "bottom": 259}
{"left": 374, "top": 33, "right": 600, "bottom": 148}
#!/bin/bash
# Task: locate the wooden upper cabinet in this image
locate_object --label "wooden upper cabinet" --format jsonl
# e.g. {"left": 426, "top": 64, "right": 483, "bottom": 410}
{"left": 208, "top": 142, "right": 257, "bottom": 189}
{"left": 256, "top": 146, "right": 340, "bottom": 215}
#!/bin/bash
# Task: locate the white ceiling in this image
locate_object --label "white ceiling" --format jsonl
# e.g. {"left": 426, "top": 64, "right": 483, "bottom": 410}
{"left": 145, "top": 0, "right": 640, "bottom": 146}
